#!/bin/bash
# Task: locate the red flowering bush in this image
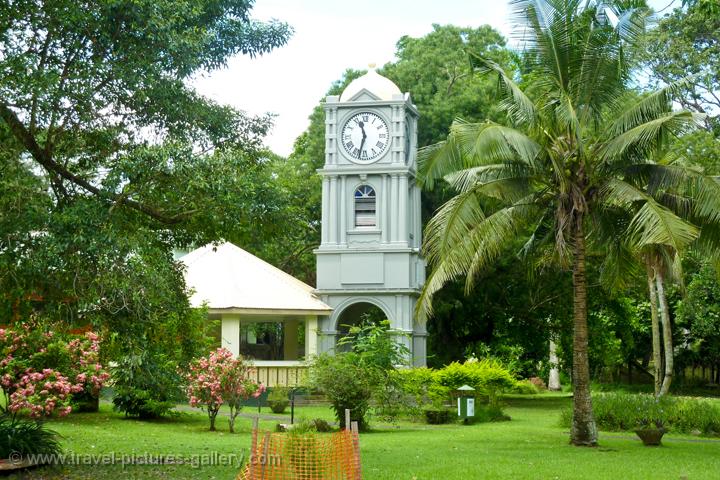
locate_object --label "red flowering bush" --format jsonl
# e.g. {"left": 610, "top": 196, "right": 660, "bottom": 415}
{"left": 8, "top": 369, "right": 80, "bottom": 417}
{"left": 186, "top": 348, "right": 265, "bottom": 432}
{"left": 0, "top": 321, "right": 110, "bottom": 418}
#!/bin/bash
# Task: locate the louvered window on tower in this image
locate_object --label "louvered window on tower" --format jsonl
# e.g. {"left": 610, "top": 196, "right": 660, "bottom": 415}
{"left": 354, "top": 185, "right": 376, "bottom": 227}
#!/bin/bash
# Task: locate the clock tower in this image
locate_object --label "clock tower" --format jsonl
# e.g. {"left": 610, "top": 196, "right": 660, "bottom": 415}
{"left": 315, "top": 67, "right": 426, "bottom": 366}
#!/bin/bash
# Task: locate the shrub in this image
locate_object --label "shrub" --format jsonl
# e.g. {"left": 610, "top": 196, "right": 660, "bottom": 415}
{"left": 284, "top": 417, "right": 335, "bottom": 433}
{"left": 338, "top": 319, "right": 410, "bottom": 422}
{"left": 308, "top": 353, "right": 374, "bottom": 430}
{"left": 528, "top": 377, "right": 547, "bottom": 391}
{"left": 559, "top": 392, "right": 720, "bottom": 436}
{"left": 111, "top": 388, "right": 176, "bottom": 420}
{"left": 0, "top": 416, "right": 61, "bottom": 459}
{"left": 669, "top": 397, "right": 720, "bottom": 435}
{"left": 185, "top": 348, "right": 264, "bottom": 432}
{"left": 0, "top": 322, "right": 110, "bottom": 418}
{"left": 267, "top": 387, "right": 290, "bottom": 414}
{"left": 311, "top": 418, "right": 333, "bottom": 432}
{"left": 435, "top": 359, "right": 517, "bottom": 408}
{"left": 337, "top": 319, "right": 409, "bottom": 370}
{"left": 423, "top": 407, "right": 453, "bottom": 424}
{"left": 512, "top": 380, "right": 540, "bottom": 395}
{"left": 112, "top": 352, "right": 179, "bottom": 419}
{"left": 471, "top": 405, "right": 512, "bottom": 423}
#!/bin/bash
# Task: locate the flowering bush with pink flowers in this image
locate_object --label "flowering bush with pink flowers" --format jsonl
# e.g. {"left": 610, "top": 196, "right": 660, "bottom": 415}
{"left": 0, "top": 321, "right": 110, "bottom": 418}
{"left": 185, "top": 348, "right": 264, "bottom": 432}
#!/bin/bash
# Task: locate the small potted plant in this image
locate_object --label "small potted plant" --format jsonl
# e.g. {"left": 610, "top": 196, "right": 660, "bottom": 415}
{"left": 634, "top": 396, "right": 672, "bottom": 446}
{"left": 635, "top": 418, "right": 666, "bottom": 446}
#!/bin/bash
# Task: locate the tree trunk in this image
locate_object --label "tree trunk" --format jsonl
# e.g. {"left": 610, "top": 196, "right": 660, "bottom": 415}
{"left": 548, "top": 339, "right": 561, "bottom": 391}
{"left": 646, "top": 262, "right": 663, "bottom": 396}
{"left": 570, "top": 219, "right": 598, "bottom": 446}
{"left": 209, "top": 409, "right": 217, "bottom": 431}
{"left": 229, "top": 414, "right": 236, "bottom": 433}
{"left": 228, "top": 405, "right": 239, "bottom": 433}
{"left": 656, "top": 269, "right": 674, "bottom": 396}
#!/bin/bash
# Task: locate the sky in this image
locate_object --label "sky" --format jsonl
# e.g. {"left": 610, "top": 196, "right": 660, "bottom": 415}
{"left": 191, "top": 0, "right": 678, "bottom": 157}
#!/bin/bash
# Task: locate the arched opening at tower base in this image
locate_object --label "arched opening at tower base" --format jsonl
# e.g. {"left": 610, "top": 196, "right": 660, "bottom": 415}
{"left": 334, "top": 301, "right": 388, "bottom": 352}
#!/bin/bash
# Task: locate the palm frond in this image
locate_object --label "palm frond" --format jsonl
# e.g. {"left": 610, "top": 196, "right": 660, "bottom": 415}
{"left": 463, "top": 202, "right": 534, "bottom": 293}
{"left": 418, "top": 200, "right": 534, "bottom": 321}
{"left": 690, "top": 175, "right": 720, "bottom": 224}
{"left": 602, "top": 178, "right": 700, "bottom": 251}
{"left": 417, "top": 138, "right": 463, "bottom": 190}
{"left": 612, "top": 4, "right": 648, "bottom": 43}
{"left": 600, "top": 110, "right": 704, "bottom": 163}
{"left": 470, "top": 53, "right": 537, "bottom": 126}
{"left": 520, "top": 207, "right": 554, "bottom": 259}
{"left": 605, "top": 77, "right": 699, "bottom": 139}
{"left": 629, "top": 201, "right": 699, "bottom": 250}
{"left": 622, "top": 163, "right": 720, "bottom": 224}
{"left": 599, "top": 239, "right": 642, "bottom": 292}
{"left": 444, "top": 163, "right": 535, "bottom": 200}
{"left": 418, "top": 120, "right": 543, "bottom": 192}
{"left": 554, "top": 90, "right": 581, "bottom": 140}
{"left": 452, "top": 120, "right": 542, "bottom": 168}
{"left": 423, "top": 190, "right": 486, "bottom": 265}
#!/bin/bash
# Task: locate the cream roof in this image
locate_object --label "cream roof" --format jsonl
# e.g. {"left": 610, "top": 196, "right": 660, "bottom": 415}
{"left": 339, "top": 68, "right": 402, "bottom": 102}
{"left": 181, "top": 242, "right": 331, "bottom": 315}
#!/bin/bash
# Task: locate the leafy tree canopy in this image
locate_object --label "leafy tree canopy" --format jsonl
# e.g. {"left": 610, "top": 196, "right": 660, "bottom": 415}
{"left": 0, "top": 0, "right": 291, "bottom": 362}
{"left": 383, "top": 24, "right": 513, "bottom": 147}
{"left": 641, "top": 0, "right": 720, "bottom": 132}
{"left": 0, "top": 0, "right": 291, "bottom": 232}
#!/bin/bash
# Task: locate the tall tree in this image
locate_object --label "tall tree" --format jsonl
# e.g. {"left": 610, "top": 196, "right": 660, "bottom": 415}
{"left": 382, "top": 24, "right": 513, "bottom": 147}
{"left": 416, "top": 0, "right": 710, "bottom": 446}
{"left": 0, "top": 0, "right": 292, "bottom": 352}
{"left": 0, "top": 0, "right": 291, "bottom": 230}
{"left": 641, "top": 0, "right": 720, "bottom": 132}
{"left": 677, "top": 262, "right": 720, "bottom": 384}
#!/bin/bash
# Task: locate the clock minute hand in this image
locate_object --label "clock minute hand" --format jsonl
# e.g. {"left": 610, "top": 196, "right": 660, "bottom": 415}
{"left": 358, "top": 121, "right": 367, "bottom": 158}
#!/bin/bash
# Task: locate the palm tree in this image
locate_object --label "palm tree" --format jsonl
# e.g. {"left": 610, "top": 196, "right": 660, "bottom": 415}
{"left": 415, "top": 0, "right": 711, "bottom": 446}
{"left": 600, "top": 140, "right": 720, "bottom": 398}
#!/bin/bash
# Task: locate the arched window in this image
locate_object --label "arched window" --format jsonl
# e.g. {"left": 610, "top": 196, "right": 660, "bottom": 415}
{"left": 354, "top": 185, "right": 376, "bottom": 227}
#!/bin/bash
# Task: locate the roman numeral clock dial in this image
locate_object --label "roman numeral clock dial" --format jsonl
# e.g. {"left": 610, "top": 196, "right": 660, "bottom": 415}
{"left": 340, "top": 112, "right": 389, "bottom": 163}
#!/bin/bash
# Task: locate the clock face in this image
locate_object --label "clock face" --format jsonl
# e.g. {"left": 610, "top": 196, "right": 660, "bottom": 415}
{"left": 341, "top": 112, "right": 390, "bottom": 163}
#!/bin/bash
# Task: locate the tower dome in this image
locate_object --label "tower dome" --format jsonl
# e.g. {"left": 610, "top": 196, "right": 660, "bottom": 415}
{"left": 339, "top": 67, "right": 402, "bottom": 102}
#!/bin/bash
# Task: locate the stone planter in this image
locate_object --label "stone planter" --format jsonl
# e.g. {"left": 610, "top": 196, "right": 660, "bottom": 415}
{"left": 635, "top": 427, "right": 666, "bottom": 446}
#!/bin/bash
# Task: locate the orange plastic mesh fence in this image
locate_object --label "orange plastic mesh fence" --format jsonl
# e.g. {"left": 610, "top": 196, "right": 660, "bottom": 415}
{"left": 237, "top": 426, "right": 362, "bottom": 480}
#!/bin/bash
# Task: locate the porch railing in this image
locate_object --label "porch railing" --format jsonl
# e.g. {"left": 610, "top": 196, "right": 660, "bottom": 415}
{"left": 251, "top": 362, "right": 308, "bottom": 387}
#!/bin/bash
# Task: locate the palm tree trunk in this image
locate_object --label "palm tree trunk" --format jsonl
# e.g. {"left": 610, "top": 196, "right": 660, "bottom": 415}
{"left": 645, "top": 261, "right": 662, "bottom": 397}
{"left": 656, "top": 268, "right": 674, "bottom": 396}
{"left": 570, "top": 219, "right": 598, "bottom": 446}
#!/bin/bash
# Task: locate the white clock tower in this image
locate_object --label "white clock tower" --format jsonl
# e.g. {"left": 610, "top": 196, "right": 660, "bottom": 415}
{"left": 315, "top": 67, "right": 427, "bottom": 366}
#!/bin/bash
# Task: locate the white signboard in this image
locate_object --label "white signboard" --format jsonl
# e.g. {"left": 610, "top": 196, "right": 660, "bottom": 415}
{"left": 457, "top": 397, "right": 476, "bottom": 417}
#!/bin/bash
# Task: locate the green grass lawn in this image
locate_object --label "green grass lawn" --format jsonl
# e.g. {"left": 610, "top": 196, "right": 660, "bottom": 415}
{"left": 18, "top": 395, "right": 720, "bottom": 479}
